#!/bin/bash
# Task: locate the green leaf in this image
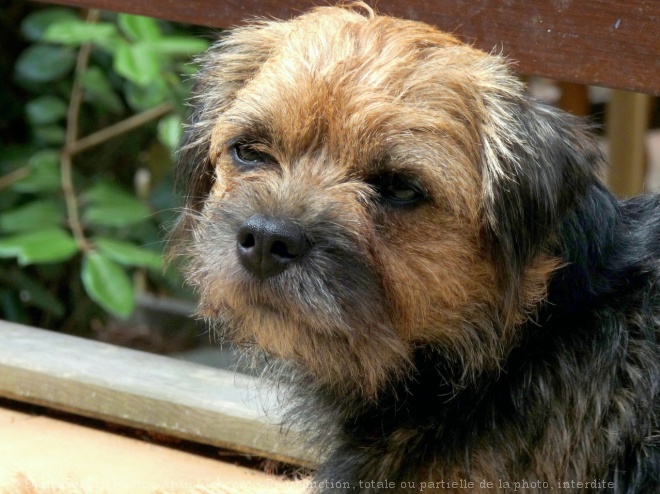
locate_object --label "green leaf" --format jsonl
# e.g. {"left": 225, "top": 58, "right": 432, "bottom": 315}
{"left": 94, "top": 237, "right": 163, "bottom": 271}
{"left": 0, "top": 228, "right": 79, "bottom": 265}
{"left": 83, "top": 182, "right": 137, "bottom": 205}
{"left": 82, "top": 182, "right": 151, "bottom": 227}
{"left": 146, "top": 37, "right": 209, "bottom": 56}
{"left": 0, "top": 200, "right": 63, "bottom": 233}
{"left": 157, "top": 114, "right": 182, "bottom": 150}
{"left": 0, "top": 289, "right": 28, "bottom": 323}
{"left": 176, "top": 62, "right": 200, "bottom": 76}
{"left": 21, "top": 8, "right": 79, "bottom": 42}
{"left": 124, "top": 79, "right": 169, "bottom": 111}
{"left": 81, "top": 67, "right": 125, "bottom": 114}
{"left": 84, "top": 203, "right": 150, "bottom": 227}
{"left": 118, "top": 14, "right": 162, "bottom": 41}
{"left": 0, "top": 145, "right": 35, "bottom": 170}
{"left": 114, "top": 42, "right": 161, "bottom": 86}
{"left": 33, "top": 124, "right": 66, "bottom": 145}
{"left": 13, "top": 150, "right": 61, "bottom": 193}
{"left": 4, "top": 269, "right": 65, "bottom": 317}
{"left": 43, "top": 20, "right": 119, "bottom": 49}
{"left": 26, "top": 96, "right": 68, "bottom": 125}
{"left": 15, "top": 45, "right": 76, "bottom": 83}
{"left": 82, "top": 252, "right": 135, "bottom": 319}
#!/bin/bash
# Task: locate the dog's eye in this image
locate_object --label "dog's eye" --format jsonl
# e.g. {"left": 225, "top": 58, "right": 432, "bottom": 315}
{"left": 230, "top": 142, "right": 271, "bottom": 167}
{"left": 368, "top": 174, "right": 425, "bottom": 207}
{"left": 383, "top": 185, "right": 418, "bottom": 203}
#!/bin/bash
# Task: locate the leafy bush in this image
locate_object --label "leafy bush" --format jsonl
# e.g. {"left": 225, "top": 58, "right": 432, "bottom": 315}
{"left": 0, "top": 7, "right": 208, "bottom": 331}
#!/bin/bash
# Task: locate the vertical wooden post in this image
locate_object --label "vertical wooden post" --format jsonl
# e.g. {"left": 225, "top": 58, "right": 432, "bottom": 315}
{"left": 558, "top": 82, "right": 589, "bottom": 116}
{"left": 606, "top": 90, "right": 652, "bottom": 197}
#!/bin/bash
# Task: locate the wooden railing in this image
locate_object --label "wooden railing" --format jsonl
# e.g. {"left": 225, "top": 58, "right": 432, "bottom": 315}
{"left": 37, "top": 0, "right": 660, "bottom": 96}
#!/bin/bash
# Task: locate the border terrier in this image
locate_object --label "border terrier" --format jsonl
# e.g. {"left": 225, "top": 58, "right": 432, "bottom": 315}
{"left": 172, "top": 4, "right": 660, "bottom": 492}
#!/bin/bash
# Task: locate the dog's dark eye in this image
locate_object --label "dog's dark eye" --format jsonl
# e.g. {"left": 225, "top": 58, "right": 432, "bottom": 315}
{"left": 383, "top": 184, "right": 419, "bottom": 203}
{"left": 230, "top": 142, "right": 271, "bottom": 167}
{"left": 368, "top": 174, "right": 426, "bottom": 207}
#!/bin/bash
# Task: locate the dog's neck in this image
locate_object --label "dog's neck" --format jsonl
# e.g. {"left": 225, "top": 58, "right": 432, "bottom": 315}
{"left": 305, "top": 183, "right": 660, "bottom": 488}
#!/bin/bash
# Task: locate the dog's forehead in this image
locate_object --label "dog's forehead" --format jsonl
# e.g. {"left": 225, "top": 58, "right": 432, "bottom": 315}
{"left": 220, "top": 11, "right": 487, "bottom": 173}
{"left": 247, "top": 12, "right": 470, "bottom": 108}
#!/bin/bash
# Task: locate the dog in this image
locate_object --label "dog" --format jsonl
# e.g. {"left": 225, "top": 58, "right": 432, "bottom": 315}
{"left": 171, "top": 4, "right": 660, "bottom": 492}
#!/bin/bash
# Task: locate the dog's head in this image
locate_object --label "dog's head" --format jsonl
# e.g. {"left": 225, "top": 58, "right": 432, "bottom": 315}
{"left": 172, "top": 5, "right": 603, "bottom": 399}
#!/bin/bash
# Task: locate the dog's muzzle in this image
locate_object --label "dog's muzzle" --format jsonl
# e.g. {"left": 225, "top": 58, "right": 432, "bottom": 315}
{"left": 236, "top": 214, "right": 309, "bottom": 279}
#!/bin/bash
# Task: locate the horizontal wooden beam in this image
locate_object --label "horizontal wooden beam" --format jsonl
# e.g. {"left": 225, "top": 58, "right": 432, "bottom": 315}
{"left": 0, "top": 320, "right": 312, "bottom": 466}
{"left": 35, "top": 0, "right": 660, "bottom": 96}
{"left": 0, "top": 407, "right": 307, "bottom": 492}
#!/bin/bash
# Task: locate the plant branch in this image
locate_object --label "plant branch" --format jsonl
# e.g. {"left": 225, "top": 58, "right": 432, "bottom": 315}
{"left": 61, "top": 9, "right": 99, "bottom": 252}
{"left": 70, "top": 102, "right": 173, "bottom": 156}
{"left": 0, "top": 167, "right": 30, "bottom": 191}
{"left": 59, "top": 10, "right": 176, "bottom": 253}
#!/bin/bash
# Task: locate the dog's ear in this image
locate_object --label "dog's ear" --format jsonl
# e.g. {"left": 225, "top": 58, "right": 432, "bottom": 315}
{"left": 479, "top": 90, "right": 605, "bottom": 314}
{"left": 171, "top": 23, "right": 285, "bottom": 243}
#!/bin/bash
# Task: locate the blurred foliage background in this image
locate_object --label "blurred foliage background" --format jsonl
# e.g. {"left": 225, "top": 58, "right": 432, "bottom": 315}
{"left": 0, "top": 3, "right": 210, "bottom": 350}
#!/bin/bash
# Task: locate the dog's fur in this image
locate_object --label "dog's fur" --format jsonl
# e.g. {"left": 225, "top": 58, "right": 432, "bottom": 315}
{"left": 172, "top": 4, "right": 660, "bottom": 492}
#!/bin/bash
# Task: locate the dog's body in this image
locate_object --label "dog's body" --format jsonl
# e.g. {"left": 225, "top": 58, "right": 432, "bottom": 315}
{"left": 173, "top": 4, "right": 660, "bottom": 492}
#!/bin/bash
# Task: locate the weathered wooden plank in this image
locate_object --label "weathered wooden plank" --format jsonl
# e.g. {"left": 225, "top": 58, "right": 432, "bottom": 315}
{"left": 0, "top": 408, "right": 307, "bottom": 493}
{"left": 0, "top": 320, "right": 312, "bottom": 466}
{"left": 34, "top": 0, "right": 660, "bottom": 95}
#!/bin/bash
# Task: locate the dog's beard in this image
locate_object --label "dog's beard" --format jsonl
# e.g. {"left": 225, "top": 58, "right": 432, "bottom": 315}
{"left": 182, "top": 199, "right": 412, "bottom": 399}
{"left": 178, "top": 194, "right": 516, "bottom": 400}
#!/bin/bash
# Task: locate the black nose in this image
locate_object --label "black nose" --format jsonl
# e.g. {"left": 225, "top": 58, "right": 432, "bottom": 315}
{"left": 236, "top": 214, "right": 309, "bottom": 279}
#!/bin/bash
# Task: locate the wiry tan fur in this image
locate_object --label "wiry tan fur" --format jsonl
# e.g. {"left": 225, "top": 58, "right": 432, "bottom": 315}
{"left": 175, "top": 4, "right": 558, "bottom": 400}
{"left": 170, "top": 4, "right": 660, "bottom": 492}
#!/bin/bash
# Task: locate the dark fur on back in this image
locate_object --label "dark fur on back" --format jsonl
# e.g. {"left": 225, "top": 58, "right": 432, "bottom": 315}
{"left": 310, "top": 190, "right": 660, "bottom": 492}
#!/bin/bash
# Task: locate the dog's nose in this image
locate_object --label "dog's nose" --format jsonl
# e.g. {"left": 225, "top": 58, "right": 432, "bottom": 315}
{"left": 236, "top": 214, "right": 308, "bottom": 279}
